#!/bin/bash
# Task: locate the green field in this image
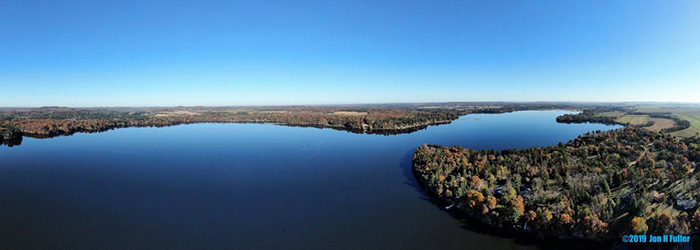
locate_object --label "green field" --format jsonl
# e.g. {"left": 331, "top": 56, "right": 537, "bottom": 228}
{"left": 628, "top": 104, "right": 700, "bottom": 138}
{"left": 615, "top": 115, "right": 649, "bottom": 125}
{"left": 671, "top": 114, "right": 700, "bottom": 138}
{"left": 634, "top": 106, "right": 700, "bottom": 114}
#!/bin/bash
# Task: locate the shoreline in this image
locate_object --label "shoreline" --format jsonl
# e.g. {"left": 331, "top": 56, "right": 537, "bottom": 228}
{"left": 411, "top": 168, "right": 619, "bottom": 248}
{"left": 411, "top": 125, "right": 700, "bottom": 248}
{"left": 4, "top": 108, "right": 584, "bottom": 143}
{"left": 2, "top": 106, "right": 578, "bottom": 146}
{"left": 10, "top": 119, "right": 457, "bottom": 140}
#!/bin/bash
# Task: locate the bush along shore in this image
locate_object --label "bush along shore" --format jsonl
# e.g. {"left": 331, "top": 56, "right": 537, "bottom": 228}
{"left": 0, "top": 124, "right": 22, "bottom": 146}
{"left": 413, "top": 127, "right": 700, "bottom": 242}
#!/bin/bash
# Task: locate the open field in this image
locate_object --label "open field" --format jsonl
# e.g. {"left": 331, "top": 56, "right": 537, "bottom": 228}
{"left": 671, "top": 114, "right": 700, "bottom": 138}
{"left": 615, "top": 115, "right": 649, "bottom": 125}
{"left": 628, "top": 104, "right": 700, "bottom": 137}
{"left": 634, "top": 105, "right": 700, "bottom": 114}
{"left": 646, "top": 117, "right": 676, "bottom": 131}
{"left": 332, "top": 111, "right": 368, "bottom": 116}
{"left": 615, "top": 114, "right": 683, "bottom": 133}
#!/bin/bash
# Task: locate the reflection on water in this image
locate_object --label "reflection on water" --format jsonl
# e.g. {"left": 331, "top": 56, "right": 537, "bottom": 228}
{"left": 0, "top": 136, "right": 21, "bottom": 147}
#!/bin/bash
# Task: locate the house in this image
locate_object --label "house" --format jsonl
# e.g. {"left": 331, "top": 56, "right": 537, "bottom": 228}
{"left": 676, "top": 198, "right": 697, "bottom": 211}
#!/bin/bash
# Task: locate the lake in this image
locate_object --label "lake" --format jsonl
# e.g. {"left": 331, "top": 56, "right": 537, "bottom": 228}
{"left": 0, "top": 111, "right": 620, "bottom": 250}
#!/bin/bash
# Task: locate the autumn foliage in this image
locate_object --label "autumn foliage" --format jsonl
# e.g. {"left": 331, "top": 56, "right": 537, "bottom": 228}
{"left": 631, "top": 217, "right": 648, "bottom": 234}
{"left": 413, "top": 127, "right": 700, "bottom": 240}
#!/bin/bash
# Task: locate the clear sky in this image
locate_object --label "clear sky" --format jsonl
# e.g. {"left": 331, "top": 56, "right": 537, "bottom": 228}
{"left": 1, "top": 0, "right": 699, "bottom": 107}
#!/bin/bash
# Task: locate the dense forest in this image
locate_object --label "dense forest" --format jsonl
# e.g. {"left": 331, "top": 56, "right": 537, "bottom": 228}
{"left": 0, "top": 107, "right": 467, "bottom": 138}
{"left": 413, "top": 127, "right": 700, "bottom": 240}
{"left": 555, "top": 109, "right": 621, "bottom": 125}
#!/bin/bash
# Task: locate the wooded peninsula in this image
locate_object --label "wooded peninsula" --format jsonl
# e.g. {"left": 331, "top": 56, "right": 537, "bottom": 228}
{"left": 413, "top": 107, "right": 700, "bottom": 242}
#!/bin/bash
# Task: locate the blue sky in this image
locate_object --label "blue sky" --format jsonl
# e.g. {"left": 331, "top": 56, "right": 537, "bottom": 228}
{"left": 1, "top": 0, "right": 699, "bottom": 107}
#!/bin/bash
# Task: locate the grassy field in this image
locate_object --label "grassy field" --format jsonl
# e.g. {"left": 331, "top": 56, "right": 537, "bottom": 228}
{"left": 671, "top": 114, "right": 700, "bottom": 138}
{"left": 616, "top": 115, "right": 649, "bottom": 125}
{"left": 634, "top": 105, "right": 700, "bottom": 114}
{"left": 630, "top": 104, "right": 700, "bottom": 137}
{"left": 646, "top": 117, "right": 676, "bottom": 131}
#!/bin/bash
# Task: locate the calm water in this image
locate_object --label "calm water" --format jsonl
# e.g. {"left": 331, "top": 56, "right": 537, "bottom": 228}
{"left": 0, "top": 111, "right": 620, "bottom": 250}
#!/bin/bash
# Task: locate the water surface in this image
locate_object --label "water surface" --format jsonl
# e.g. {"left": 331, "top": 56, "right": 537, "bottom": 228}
{"left": 0, "top": 111, "right": 620, "bottom": 249}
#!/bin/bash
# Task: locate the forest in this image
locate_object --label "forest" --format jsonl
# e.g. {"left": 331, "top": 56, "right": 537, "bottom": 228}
{"left": 0, "top": 103, "right": 580, "bottom": 142}
{"left": 555, "top": 109, "right": 621, "bottom": 125}
{"left": 0, "top": 106, "right": 467, "bottom": 138}
{"left": 413, "top": 127, "right": 700, "bottom": 240}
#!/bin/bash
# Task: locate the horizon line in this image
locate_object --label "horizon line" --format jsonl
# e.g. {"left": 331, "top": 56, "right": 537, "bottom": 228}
{"left": 2, "top": 100, "right": 700, "bottom": 109}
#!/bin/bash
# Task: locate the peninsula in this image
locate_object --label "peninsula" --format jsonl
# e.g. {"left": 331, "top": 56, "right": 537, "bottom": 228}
{"left": 413, "top": 106, "right": 700, "bottom": 242}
